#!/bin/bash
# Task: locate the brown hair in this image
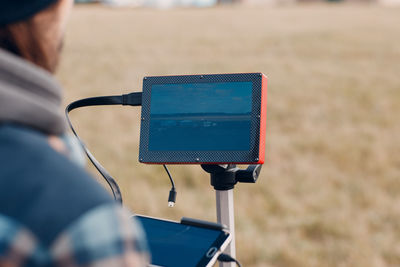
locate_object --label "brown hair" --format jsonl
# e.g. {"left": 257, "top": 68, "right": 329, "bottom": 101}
{"left": 0, "top": 1, "right": 61, "bottom": 73}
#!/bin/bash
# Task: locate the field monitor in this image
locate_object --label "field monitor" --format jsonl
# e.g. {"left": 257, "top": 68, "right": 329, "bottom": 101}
{"left": 139, "top": 73, "right": 267, "bottom": 164}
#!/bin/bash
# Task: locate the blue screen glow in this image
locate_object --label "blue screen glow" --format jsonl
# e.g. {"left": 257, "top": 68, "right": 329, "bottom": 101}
{"left": 137, "top": 216, "right": 225, "bottom": 267}
{"left": 149, "top": 82, "right": 253, "bottom": 151}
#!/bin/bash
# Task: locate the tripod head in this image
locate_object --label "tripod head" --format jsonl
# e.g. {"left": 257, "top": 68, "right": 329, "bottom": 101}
{"left": 201, "top": 164, "right": 262, "bottom": 191}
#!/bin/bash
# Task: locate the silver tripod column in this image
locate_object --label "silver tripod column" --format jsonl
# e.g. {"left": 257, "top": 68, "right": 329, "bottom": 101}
{"left": 203, "top": 164, "right": 262, "bottom": 267}
{"left": 216, "top": 189, "right": 236, "bottom": 267}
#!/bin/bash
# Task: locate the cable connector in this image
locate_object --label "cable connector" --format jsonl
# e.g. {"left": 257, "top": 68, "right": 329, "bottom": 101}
{"left": 218, "top": 254, "right": 242, "bottom": 267}
{"left": 168, "top": 188, "right": 177, "bottom": 207}
{"left": 163, "top": 165, "right": 177, "bottom": 207}
{"left": 122, "top": 92, "right": 142, "bottom": 106}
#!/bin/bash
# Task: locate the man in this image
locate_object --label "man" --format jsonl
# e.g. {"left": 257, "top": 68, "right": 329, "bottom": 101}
{"left": 0, "top": 1, "right": 149, "bottom": 266}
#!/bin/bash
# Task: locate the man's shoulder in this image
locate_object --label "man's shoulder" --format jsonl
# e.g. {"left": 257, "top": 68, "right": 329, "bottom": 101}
{"left": 0, "top": 124, "right": 114, "bottom": 246}
{"left": 0, "top": 123, "right": 85, "bottom": 175}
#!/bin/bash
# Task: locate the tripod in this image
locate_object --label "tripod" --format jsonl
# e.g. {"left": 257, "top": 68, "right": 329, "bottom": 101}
{"left": 201, "top": 164, "right": 262, "bottom": 267}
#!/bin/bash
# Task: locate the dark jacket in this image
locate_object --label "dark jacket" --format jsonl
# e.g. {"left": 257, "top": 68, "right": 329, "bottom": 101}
{"left": 0, "top": 49, "right": 148, "bottom": 266}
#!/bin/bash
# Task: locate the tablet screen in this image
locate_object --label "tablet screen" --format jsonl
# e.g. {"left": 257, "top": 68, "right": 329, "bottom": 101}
{"left": 136, "top": 216, "right": 230, "bottom": 267}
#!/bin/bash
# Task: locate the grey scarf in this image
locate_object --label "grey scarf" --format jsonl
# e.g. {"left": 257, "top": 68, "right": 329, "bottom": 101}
{"left": 0, "top": 48, "right": 66, "bottom": 135}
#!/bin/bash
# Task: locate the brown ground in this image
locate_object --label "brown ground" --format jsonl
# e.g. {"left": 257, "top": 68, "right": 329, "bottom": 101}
{"left": 58, "top": 4, "right": 400, "bottom": 266}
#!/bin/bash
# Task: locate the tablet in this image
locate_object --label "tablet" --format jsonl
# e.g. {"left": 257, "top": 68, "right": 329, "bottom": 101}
{"left": 135, "top": 215, "right": 231, "bottom": 267}
{"left": 139, "top": 73, "right": 267, "bottom": 164}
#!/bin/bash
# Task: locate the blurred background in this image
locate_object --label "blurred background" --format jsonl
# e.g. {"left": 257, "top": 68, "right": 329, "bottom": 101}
{"left": 58, "top": 0, "right": 400, "bottom": 266}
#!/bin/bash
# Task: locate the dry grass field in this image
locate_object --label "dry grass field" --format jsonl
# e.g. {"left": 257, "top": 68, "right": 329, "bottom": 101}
{"left": 58, "top": 4, "right": 400, "bottom": 267}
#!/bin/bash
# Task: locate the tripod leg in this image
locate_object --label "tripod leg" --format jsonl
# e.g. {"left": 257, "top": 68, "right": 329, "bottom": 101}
{"left": 216, "top": 190, "right": 236, "bottom": 267}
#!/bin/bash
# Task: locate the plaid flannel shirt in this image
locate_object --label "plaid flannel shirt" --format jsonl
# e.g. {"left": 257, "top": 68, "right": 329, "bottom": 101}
{"left": 0, "top": 204, "right": 149, "bottom": 267}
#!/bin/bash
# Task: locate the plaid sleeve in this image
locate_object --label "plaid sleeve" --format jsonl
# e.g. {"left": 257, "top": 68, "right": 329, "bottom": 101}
{"left": 51, "top": 204, "right": 150, "bottom": 267}
{"left": 0, "top": 214, "right": 41, "bottom": 267}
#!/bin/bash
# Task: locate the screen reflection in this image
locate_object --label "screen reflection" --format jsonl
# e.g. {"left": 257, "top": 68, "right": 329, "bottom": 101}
{"left": 149, "top": 82, "right": 253, "bottom": 151}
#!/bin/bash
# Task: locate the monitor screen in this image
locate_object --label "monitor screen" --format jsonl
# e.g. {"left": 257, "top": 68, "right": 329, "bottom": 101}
{"left": 149, "top": 82, "right": 253, "bottom": 151}
{"left": 136, "top": 216, "right": 230, "bottom": 267}
{"left": 139, "top": 73, "right": 267, "bottom": 164}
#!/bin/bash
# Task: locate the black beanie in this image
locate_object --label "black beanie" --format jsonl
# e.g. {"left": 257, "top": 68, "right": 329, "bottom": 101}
{"left": 0, "top": 0, "right": 58, "bottom": 26}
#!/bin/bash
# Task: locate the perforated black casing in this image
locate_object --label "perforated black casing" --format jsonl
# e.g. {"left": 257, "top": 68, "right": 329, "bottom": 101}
{"left": 139, "top": 73, "right": 265, "bottom": 164}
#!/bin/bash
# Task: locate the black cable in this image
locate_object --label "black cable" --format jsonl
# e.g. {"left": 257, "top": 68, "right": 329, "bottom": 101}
{"left": 163, "top": 165, "right": 177, "bottom": 207}
{"left": 65, "top": 92, "right": 178, "bottom": 207}
{"left": 218, "top": 254, "right": 242, "bottom": 267}
{"left": 163, "top": 165, "right": 175, "bottom": 188}
{"left": 65, "top": 93, "right": 142, "bottom": 204}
